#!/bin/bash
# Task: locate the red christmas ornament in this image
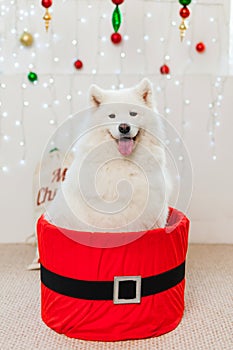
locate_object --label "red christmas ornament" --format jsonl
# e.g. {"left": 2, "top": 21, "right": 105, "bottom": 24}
{"left": 112, "top": 0, "right": 124, "bottom": 4}
{"left": 111, "top": 32, "right": 122, "bottom": 44}
{"left": 196, "top": 42, "right": 205, "bottom": 53}
{"left": 74, "top": 59, "right": 83, "bottom": 70}
{"left": 160, "top": 64, "right": 170, "bottom": 75}
{"left": 41, "top": 0, "right": 52, "bottom": 8}
{"left": 179, "top": 6, "right": 190, "bottom": 19}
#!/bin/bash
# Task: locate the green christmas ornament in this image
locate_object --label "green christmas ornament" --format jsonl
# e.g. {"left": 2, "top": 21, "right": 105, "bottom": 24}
{"left": 28, "top": 71, "right": 38, "bottom": 83}
{"left": 112, "top": 5, "right": 122, "bottom": 32}
{"left": 179, "top": 0, "right": 192, "bottom": 5}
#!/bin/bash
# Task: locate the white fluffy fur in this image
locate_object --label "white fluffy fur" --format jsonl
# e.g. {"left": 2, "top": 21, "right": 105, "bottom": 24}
{"left": 46, "top": 79, "right": 172, "bottom": 232}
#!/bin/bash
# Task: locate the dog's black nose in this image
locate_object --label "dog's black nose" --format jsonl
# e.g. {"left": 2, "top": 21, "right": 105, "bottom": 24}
{"left": 119, "top": 123, "right": 131, "bottom": 134}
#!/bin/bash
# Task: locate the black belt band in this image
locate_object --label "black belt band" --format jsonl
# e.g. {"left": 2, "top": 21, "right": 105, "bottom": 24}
{"left": 41, "top": 261, "right": 185, "bottom": 301}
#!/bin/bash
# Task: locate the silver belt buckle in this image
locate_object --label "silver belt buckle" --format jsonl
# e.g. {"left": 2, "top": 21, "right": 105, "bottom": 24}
{"left": 113, "top": 276, "right": 141, "bottom": 304}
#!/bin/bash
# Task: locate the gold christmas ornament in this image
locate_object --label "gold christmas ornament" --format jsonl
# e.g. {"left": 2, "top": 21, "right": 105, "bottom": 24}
{"left": 20, "top": 31, "right": 34, "bottom": 47}
{"left": 43, "top": 9, "right": 52, "bottom": 31}
{"left": 179, "top": 20, "right": 187, "bottom": 42}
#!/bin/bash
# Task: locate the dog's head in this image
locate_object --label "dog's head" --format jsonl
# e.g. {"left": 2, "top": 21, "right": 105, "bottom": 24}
{"left": 89, "top": 78, "right": 159, "bottom": 156}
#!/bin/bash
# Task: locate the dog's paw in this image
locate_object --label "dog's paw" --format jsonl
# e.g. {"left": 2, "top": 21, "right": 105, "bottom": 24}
{"left": 27, "top": 261, "right": 40, "bottom": 270}
{"left": 27, "top": 248, "right": 40, "bottom": 270}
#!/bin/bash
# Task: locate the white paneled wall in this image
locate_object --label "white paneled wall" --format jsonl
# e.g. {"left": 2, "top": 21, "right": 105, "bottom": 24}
{"left": 0, "top": 0, "right": 232, "bottom": 243}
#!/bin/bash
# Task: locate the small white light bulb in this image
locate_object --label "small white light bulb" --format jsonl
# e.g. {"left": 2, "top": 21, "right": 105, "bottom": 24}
{"left": 3, "top": 135, "right": 9, "bottom": 141}
{"left": 1, "top": 165, "right": 8, "bottom": 172}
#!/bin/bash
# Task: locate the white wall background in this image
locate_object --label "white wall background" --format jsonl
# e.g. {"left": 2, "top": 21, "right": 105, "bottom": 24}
{"left": 0, "top": 0, "right": 233, "bottom": 243}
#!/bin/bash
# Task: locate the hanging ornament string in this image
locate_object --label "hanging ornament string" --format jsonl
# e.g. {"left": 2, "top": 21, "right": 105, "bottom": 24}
{"left": 41, "top": 0, "right": 52, "bottom": 32}
{"left": 116, "top": 2, "right": 127, "bottom": 88}
{"left": 73, "top": 0, "right": 83, "bottom": 71}
{"left": 158, "top": 2, "right": 174, "bottom": 118}
{"left": 178, "top": 0, "right": 192, "bottom": 41}
{"left": 92, "top": 0, "right": 104, "bottom": 81}
{"left": 19, "top": 0, "right": 35, "bottom": 48}
{"left": 141, "top": 0, "right": 149, "bottom": 79}
{"left": 111, "top": 0, "right": 124, "bottom": 44}
{"left": 179, "top": 4, "right": 196, "bottom": 141}
{"left": 12, "top": 0, "right": 19, "bottom": 60}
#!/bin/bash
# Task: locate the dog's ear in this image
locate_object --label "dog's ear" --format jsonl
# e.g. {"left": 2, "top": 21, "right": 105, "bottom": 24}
{"left": 89, "top": 84, "right": 104, "bottom": 107}
{"left": 135, "top": 78, "right": 154, "bottom": 108}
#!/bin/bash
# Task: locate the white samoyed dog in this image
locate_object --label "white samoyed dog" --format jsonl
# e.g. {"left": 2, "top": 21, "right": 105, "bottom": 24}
{"left": 45, "top": 78, "right": 172, "bottom": 232}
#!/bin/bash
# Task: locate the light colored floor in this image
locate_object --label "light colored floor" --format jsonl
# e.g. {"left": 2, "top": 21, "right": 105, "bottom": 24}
{"left": 0, "top": 244, "right": 232, "bottom": 350}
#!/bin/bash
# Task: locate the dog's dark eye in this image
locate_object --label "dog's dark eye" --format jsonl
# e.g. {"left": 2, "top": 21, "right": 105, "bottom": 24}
{"left": 108, "top": 114, "right": 116, "bottom": 119}
{"left": 129, "top": 111, "right": 138, "bottom": 117}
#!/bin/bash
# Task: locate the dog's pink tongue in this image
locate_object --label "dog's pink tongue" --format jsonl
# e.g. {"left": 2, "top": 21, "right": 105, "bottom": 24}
{"left": 118, "top": 138, "right": 134, "bottom": 156}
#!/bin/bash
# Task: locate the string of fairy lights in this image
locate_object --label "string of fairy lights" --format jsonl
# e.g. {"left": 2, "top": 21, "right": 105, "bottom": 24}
{"left": 0, "top": 0, "right": 231, "bottom": 173}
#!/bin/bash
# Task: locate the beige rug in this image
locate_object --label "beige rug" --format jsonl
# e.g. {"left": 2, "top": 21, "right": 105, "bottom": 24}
{"left": 0, "top": 244, "right": 232, "bottom": 350}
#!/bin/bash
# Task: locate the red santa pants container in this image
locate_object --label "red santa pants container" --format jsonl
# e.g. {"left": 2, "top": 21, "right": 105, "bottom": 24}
{"left": 37, "top": 208, "right": 189, "bottom": 341}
